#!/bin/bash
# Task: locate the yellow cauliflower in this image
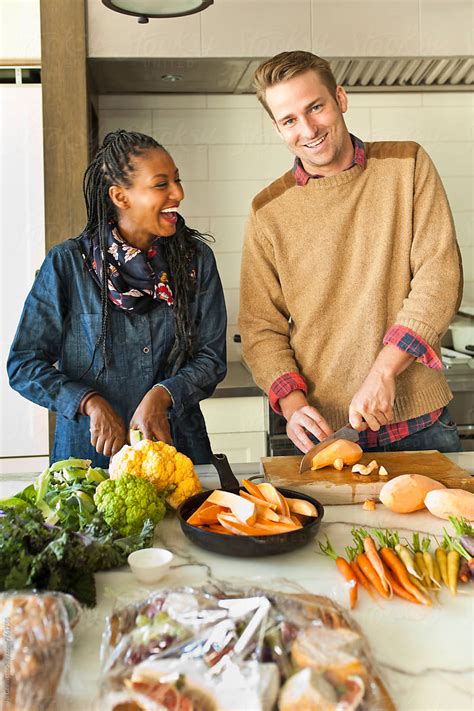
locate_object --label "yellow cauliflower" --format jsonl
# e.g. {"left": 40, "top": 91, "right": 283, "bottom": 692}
{"left": 109, "top": 439, "right": 202, "bottom": 509}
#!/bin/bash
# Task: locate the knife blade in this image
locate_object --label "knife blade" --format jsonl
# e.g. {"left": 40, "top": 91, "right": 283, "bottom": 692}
{"left": 299, "top": 424, "right": 360, "bottom": 474}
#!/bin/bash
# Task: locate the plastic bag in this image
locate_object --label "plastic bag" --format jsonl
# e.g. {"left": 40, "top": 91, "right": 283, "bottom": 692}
{"left": 0, "top": 590, "right": 80, "bottom": 711}
{"left": 97, "top": 581, "right": 395, "bottom": 711}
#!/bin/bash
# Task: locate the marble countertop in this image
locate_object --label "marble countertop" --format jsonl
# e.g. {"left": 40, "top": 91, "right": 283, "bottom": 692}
{"left": 2, "top": 453, "right": 474, "bottom": 711}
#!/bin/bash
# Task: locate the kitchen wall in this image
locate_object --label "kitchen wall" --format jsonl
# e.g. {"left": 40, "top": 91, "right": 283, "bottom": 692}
{"left": 100, "top": 90, "right": 473, "bottom": 360}
{"left": 88, "top": 0, "right": 473, "bottom": 58}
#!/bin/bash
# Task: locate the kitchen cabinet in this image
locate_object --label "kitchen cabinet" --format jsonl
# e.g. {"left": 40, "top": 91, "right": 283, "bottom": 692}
{"left": 0, "top": 83, "right": 49, "bottom": 470}
{"left": 200, "top": 395, "right": 267, "bottom": 463}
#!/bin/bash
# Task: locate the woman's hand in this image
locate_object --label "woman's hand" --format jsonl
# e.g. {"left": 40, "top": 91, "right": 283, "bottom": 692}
{"left": 129, "top": 386, "right": 173, "bottom": 445}
{"left": 83, "top": 395, "right": 127, "bottom": 457}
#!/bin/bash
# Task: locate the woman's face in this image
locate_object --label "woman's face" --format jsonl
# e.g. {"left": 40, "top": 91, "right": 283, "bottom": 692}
{"left": 110, "top": 147, "right": 184, "bottom": 249}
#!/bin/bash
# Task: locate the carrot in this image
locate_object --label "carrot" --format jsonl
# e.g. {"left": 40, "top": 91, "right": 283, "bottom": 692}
{"left": 443, "top": 530, "right": 463, "bottom": 596}
{"left": 356, "top": 553, "right": 390, "bottom": 599}
{"left": 350, "top": 559, "right": 375, "bottom": 599}
{"left": 447, "top": 550, "right": 460, "bottom": 595}
{"left": 346, "top": 545, "right": 375, "bottom": 599}
{"left": 320, "top": 537, "right": 358, "bottom": 609}
{"left": 395, "top": 543, "right": 422, "bottom": 580}
{"left": 412, "top": 533, "right": 430, "bottom": 587}
{"left": 353, "top": 528, "right": 391, "bottom": 596}
{"left": 379, "top": 546, "right": 432, "bottom": 606}
{"left": 435, "top": 546, "right": 449, "bottom": 587}
{"left": 459, "top": 558, "right": 471, "bottom": 584}
{"left": 382, "top": 561, "right": 419, "bottom": 604}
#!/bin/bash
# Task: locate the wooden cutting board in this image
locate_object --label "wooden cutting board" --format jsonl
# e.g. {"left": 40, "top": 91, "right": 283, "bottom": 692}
{"left": 261, "top": 450, "right": 474, "bottom": 504}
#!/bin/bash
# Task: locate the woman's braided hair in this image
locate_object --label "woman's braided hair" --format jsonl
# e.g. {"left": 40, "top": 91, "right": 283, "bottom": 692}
{"left": 82, "top": 129, "right": 209, "bottom": 377}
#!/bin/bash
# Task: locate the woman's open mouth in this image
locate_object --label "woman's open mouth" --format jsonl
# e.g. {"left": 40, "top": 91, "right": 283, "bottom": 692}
{"left": 160, "top": 207, "right": 179, "bottom": 224}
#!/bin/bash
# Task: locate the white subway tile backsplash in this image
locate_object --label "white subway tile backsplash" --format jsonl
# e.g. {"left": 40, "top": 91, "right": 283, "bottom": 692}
{"left": 226, "top": 327, "right": 242, "bottom": 362}
{"left": 347, "top": 93, "right": 422, "bottom": 108}
{"left": 208, "top": 145, "right": 292, "bottom": 181}
{"left": 223, "top": 288, "right": 240, "bottom": 324}
{"left": 453, "top": 212, "right": 474, "bottom": 247}
{"left": 343, "top": 108, "right": 373, "bottom": 141}
{"left": 215, "top": 253, "right": 242, "bottom": 290}
{"left": 183, "top": 216, "right": 210, "bottom": 234}
{"left": 206, "top": 96, "right": 264, "bottom": 110}
{"left": 460, "top": 245, "right": 474, "bottom": 282}
{"left": 421, "top": 93, "right": 474, "bottom": 108}
{"left": 181, "top": 180, "right": 267, "bottom": 217}
{"left": 165, "top": 145, "right": 209, "bottom": 181}
{"left": 423, "top": 142, "right": 474, "bottom": 178}
{"left": 443, "top": 177, "right": 474, "bottom": 214}
{"left": 99, "top": 95, "right": 207, "bottom": 110}
{"left": 152, "top": 109, "right": 263, "bottom": 145}
{"left": 462, "top": 281, "right": 474, "bottom": 305}
{"left": 99, "top": 110, "right": 153, "bottom": 140}
{"left": 210, "top": 216, "right": 248, "bottom": 253}
{"left": 371, "top": 107, "right": 474, "bottom": 143}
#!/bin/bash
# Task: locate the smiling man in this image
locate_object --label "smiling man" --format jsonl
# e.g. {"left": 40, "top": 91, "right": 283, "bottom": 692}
{"left": 239, "top": 51, "right": 463, "bottom": 454}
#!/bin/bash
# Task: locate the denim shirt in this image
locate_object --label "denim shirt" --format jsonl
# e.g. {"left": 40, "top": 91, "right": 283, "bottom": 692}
{"left": 7, "top": 237, "right": 227, "bottom": 466}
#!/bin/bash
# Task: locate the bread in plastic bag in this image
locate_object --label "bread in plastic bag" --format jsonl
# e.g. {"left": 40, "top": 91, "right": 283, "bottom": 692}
{"left": 97, "top": 581, "right": 395, "bottom": 711}
{"left": 0, "top": 590, "right": 80, "bottom": 711}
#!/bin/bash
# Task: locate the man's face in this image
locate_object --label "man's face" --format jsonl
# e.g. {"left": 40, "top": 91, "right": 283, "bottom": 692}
{"left": 265, "top": 70, "right": 353, "bottom": 177}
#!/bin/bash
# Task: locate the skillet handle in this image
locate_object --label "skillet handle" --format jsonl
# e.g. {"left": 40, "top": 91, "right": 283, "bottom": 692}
{"left": 210, "top": 453, "right": 240, "bottom": 491}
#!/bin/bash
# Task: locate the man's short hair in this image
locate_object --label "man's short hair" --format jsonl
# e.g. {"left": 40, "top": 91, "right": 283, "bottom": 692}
{"left": 254, "top": 51, "right": 338, "bottom": 118}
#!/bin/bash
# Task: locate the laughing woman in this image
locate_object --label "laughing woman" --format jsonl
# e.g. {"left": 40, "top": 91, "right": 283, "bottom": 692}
{"left": 8, "top": 130, "right": 227, "bottom": 467}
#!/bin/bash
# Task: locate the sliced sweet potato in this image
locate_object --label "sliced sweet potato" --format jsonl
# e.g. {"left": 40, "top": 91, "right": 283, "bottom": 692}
{"left": 239, "top": 490, "right": 278, "bottom": 510}
{"left": 286, "top": 497, "right": 319, "bottom": 518}
{"left": 256, "top": 508, "right": 281, "bottom": 523}
{"left": 197, "top": 504, "right": 224, "bottom": 525}
{"left": 208, "top": 490, "right": 256, "bottom": 525}
{"left": 217, "top": 513, "right": 263, "bottom": 536}
{"left": 278, "top": 515, "right": 303, "bottom": 529}
{"left": 242, "top": 479, "right": 267, "bottom": 500}
{"left": 186, "top": 499, "right": 215, "bottom": 526}
{"left": 205, "top": 524, "right": 229, "bottom": 534}
{"left": 257, "top": 483, "right": 290, "bottom": 517}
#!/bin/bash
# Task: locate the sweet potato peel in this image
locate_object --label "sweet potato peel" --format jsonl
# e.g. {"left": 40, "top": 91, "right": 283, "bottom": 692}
{"left": 186, "top": 481, "right": 318, "bottom": 536}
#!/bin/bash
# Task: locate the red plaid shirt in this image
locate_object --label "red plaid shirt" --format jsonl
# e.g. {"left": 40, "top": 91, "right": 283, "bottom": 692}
{"left": 269, "top": 136, "right": 443, "bottom": 445}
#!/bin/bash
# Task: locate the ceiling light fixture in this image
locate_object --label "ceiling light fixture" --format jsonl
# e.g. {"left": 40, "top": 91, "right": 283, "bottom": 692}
{"left": 102, "top": 1, "right": 214, "bottom": 23}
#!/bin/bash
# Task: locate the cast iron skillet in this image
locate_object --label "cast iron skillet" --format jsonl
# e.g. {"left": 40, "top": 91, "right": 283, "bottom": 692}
{"left": 177, "top": 453, "right": 324, "bottom": 557}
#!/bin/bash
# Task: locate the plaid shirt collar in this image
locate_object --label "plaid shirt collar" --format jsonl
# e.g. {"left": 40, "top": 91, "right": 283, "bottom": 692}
{"left": 292, "top": 134, "right": 366, "bottom": 186}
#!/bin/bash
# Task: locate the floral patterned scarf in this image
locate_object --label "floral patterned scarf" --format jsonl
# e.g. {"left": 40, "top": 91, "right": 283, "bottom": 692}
{"left": 79, "top": 217, "right": 196, "bottom": 315}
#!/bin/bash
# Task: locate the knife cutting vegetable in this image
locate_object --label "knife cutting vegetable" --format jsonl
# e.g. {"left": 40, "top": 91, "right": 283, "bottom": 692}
{"left": 299, "top": 424, "right": 361, "bottom": 474}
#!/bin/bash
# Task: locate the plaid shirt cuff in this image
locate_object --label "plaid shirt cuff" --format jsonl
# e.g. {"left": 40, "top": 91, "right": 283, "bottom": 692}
{"left": 383, "top": 326, "right": 442, "bottom": 370}
{"left": 269, "top": 372, "right": 308, "bottom": 414}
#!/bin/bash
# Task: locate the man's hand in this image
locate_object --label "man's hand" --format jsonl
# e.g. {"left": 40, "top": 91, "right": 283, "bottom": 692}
{"left": 349, "top": 344, "right": 415, "bottom": 431}
{"left": 83, "top": 395, "right": 127, "bottom": 457}
{"left": 129, "top": 386, "right": 173, "bottom": 445}
{"left": 280, "top": 390, "right": 333, "bottom": 453}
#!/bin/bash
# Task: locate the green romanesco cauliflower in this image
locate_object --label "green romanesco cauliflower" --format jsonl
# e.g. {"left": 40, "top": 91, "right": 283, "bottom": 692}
{"left": 93, "top": 474, "right": 166, "bottom": 536}
{"left": 109, "top": 439, "right": 202, "bottom": 509}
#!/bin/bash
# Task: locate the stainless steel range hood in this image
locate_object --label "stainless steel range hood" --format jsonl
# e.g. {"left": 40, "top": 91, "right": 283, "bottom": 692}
{"left": 89, "top": 55, "right": 473, "bottom": 94}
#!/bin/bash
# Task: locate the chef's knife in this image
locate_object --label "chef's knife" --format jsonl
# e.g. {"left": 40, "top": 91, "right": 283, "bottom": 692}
{"left": 299, "top": 424, "right": 360, "bottom": 474}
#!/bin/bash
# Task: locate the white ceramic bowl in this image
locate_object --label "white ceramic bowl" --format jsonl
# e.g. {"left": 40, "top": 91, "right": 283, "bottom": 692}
{"left": 127, "top": 547, "right": 173, "bottom": 584}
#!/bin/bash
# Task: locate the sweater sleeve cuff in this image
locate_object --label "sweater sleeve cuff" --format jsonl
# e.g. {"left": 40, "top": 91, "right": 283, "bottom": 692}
{"left": 383, "top": 325, "right": 442, "bottom": 370}
{"left": 269, "top": 372, "right": 308, "bottom": 414}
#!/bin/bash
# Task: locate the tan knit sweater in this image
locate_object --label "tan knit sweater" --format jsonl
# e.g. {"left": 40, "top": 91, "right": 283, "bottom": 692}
{"left": 239, "top": 141, "right": 463, "bottom": 430}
